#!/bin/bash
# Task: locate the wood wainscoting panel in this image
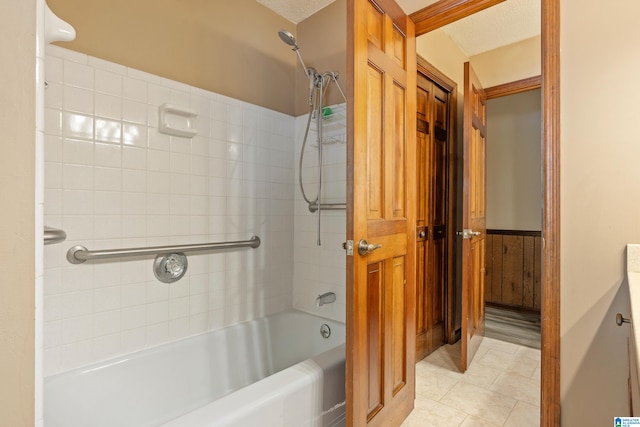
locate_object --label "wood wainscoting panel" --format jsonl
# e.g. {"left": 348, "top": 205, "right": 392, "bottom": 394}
{"left": 485, "top": 229, "right": 542, "bottom": 312}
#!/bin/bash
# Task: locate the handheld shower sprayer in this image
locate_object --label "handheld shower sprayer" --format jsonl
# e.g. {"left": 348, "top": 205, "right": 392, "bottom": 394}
{"left": 278, "top": 30, "right": 313, "bottom": 78}
{"left": 278, "top": 29, "right": 318, "bottom": 106}
{"left": 278, "top": 29, "right": 348, "bottom": 246}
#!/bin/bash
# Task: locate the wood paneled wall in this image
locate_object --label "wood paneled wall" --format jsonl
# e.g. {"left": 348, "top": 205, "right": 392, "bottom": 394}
{"left": 485, "top": 229, "right": 541, "bottom": 311}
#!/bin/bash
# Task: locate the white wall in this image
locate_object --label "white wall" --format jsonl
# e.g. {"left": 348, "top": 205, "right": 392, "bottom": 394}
{"left": 486, "top": 89, "right": 542, "bottom": 230}
{"left": 43, "top": 46, "right": 295, "bottom": 375}
{"left": 560, "top": 0, "right": 640, "bottom": 424}
{"left": 469, "top": 36, "right": 541, "bottom": 88}
{"left": 417, "top": 29, "right": 469, "bottom": 94}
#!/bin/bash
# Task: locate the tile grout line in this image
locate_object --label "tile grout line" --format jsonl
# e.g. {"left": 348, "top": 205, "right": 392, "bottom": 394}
{"left": 501, "top": 399, "right": 520, "bottom": 427}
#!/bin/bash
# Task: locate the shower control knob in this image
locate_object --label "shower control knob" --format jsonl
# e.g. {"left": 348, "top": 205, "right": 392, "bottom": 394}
{"left": 153, "top": 253, "right": 188, "bottom": 283}
{"left": 358, "top": 239, "right": 382, "bottom": 256}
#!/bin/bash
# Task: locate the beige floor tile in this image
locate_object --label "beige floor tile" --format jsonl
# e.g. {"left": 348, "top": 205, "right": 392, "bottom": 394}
{"left": 440, "top": 382, "right": 517, "bottom": 426}
{"left": 428, "top": 355, "right": 461, "bottom": 373}
{"left": 477, "top": 348, "right": 539, "bottom": 377}
{"left": 531, "top": 366, "right": 542, "bottom": 382}
{"left": 401, "top": 397, "right": 468, "bottom": 427}
{"left": 416, "top": 358, "right": 446, "bottom": 378}
{"left": 424, "top": 345, "right": 462, "bottom": 372}
{"left": 437, "top": 358, "right": 502, "bottom": 390}
{"left": 515, "top": 345, "right": 542, "bottom": 363}
{"left": 469, "top": 338, "right": 493, "bottom": 360}
{"left": 482, "top": 337, "right": 521, "bottom": 354}
{"left": 490, "top": 371, "right": 541, "bottom": 406}
{"left": 412, "top": 339, "right": 540, "bottom": 427}
{"left": 459, "top": 415, "right": 502, "bottom": 426}
{"left": 415, "top": 370, "right": 459, "bottom": 400}
{"left": 504, "top": 400, "right": 540, "bottom": 427}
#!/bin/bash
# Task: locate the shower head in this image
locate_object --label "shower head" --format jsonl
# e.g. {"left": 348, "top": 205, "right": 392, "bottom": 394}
{"left": 278, "top": 30, "right": 299, "bottom": 50}
{"left": 278, "top": 29, "right": 312, "bottom": 79}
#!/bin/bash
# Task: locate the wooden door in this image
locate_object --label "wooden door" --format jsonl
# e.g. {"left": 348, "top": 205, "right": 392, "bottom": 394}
{"left": 347, "top": 0, "right": 416, "bottom": 425}
{"left": 460, "top": 61, "right": 487, "bottom": 372}
{"left": 415, "top": 74, "right": 449, "bottom": 361}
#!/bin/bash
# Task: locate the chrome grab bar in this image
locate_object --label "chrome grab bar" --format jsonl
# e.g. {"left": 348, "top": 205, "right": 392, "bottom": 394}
{"left": 44, "top": 226, "right": 67, "bottom": 245}
{"left": 66, "top": 235, "right": 261, "bottom": 264}
{"left": 308, "top": 202, "right": 346, "bottom": 213}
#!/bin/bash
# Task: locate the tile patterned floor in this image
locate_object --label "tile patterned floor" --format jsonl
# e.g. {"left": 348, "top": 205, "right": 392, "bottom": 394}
{"left": 402, "top": 337, "right": 541, "bottom": 427}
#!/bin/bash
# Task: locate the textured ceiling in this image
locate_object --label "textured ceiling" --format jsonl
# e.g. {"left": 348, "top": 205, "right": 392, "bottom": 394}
{"left": 256, "top": 0, "right": 439, "bottom": 23}
{"left": 396, "top": 0, "right": 440, "bottom": 14}
{"left": 256, "top": 0, "right": 336, "bottom": 23}
{"left": 257, "top": 0, "right": 540, "bottom": 55}
{"left": 439, "top": 0, "right": 540, "bottom": 56}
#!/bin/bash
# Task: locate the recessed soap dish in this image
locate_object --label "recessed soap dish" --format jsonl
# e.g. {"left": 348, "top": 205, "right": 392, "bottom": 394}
{"left": 158, "top": 104, "right": 198, "bottom": 138}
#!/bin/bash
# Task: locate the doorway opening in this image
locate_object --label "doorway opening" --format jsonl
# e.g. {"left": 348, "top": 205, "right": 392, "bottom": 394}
{"left": 408, "top": 0, "right": 560, "bottom": 424}
{"left": 484, "top": 81, "right": 542, "bottom": 350}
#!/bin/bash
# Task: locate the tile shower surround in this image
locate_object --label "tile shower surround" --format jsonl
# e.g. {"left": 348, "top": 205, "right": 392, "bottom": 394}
{"left": 42, "top": 45, "right": 302, "bottom": 375}
{"left": 293, "top": 105, "right": 347, "bottom": 323}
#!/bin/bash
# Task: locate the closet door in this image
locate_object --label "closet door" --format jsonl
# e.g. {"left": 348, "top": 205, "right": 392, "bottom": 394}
{"left": 415, "top": 75, "right": 449, "bottom": 360}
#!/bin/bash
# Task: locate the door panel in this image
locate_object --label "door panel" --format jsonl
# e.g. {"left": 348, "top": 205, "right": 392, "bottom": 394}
{"left": 367, "top": 262, "right": 383, "bottom": 415}
{"left": 367, "top": 65, "right": 384, "bottom": 219}
{"left": 347, "top": 0, "right": 416, "bottom": 425}
{"left": 461, "top": 61, "right": 487, "bottom": 372}
{"left": 415, "top": 73, "right": 450, "bottom": 361}
{"left": 391, "top": 256, "right": 407, "bottom": 393}
{"left": 391, "top": 82, "right": 407, "bottom": 218}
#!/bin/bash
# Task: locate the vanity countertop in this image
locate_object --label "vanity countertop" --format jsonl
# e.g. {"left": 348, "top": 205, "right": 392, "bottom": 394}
{"left": 626, "top": 245, "right": 640, "bottom": 385}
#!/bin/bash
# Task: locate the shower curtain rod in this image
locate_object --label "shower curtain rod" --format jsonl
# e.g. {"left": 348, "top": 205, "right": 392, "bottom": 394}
{"left": 66, "top": 236, "right": 261, "bottom": 264}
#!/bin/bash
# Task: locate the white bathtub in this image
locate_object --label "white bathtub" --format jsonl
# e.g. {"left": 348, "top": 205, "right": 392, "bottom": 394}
{"left": 44, "top": 310, "right": 346, "bottom": 427}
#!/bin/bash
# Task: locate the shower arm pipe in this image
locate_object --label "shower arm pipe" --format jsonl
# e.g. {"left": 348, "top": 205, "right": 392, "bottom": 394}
{"left": 308, "top": 202, "right": 346, "bottom": 213}
{"left": 66, "top": 236, "right": 261, "bottom": 264}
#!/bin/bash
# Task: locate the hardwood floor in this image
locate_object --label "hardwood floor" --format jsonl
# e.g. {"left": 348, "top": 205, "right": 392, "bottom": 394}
{"left": 484, "top": 305, "right": 541, "bottom": 349}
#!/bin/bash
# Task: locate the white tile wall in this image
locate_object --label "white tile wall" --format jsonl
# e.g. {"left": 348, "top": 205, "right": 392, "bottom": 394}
{"left": 292, "top": 104, "right": 347, "bottom": 323}
{"left": 43, "top": 45, "right": 295, "bottom": 375}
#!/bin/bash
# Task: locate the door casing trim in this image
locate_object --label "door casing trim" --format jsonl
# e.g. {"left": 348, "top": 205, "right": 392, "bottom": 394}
{"left": 484, "top": 75, "right": 541, "bottom": 99}
{"left": 409, "top": 1, "right": 560, "bottom": 425}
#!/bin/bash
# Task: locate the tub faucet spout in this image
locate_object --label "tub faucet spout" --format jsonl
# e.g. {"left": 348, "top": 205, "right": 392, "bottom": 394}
{"left": 316, "top": 292, "right": 336, "bottom": 307}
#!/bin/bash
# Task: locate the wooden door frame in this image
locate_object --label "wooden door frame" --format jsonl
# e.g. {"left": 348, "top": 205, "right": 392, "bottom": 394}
{"left": 484, "top": 75, "right": 541, "bottom": 99}
{"left": 409, "top": 0, "right": 560, "bottom": 425}
{"left": 416, "top": 56, "right": 459, "bottom": 346}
